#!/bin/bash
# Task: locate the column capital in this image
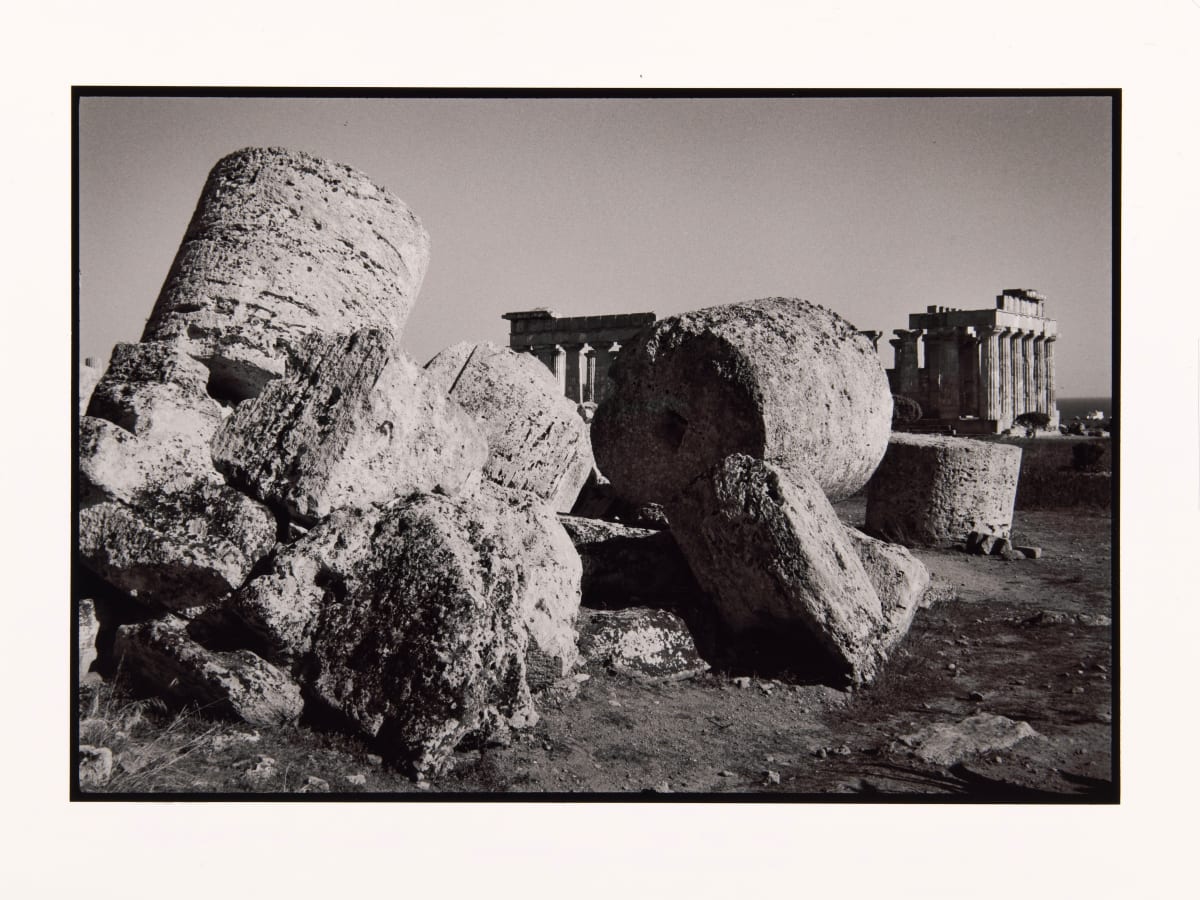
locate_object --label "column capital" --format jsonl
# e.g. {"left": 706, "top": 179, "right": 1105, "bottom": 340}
{"left": 975, "top": 324, "right": 1004, "bottom": 338}
{"left": 892, "top": 328, "right": 923, "bottom": 341}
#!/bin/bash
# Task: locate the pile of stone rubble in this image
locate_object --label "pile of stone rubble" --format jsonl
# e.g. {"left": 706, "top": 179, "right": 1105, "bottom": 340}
{"left": 77, "top": 148, "right": 1022, "bottom": 779}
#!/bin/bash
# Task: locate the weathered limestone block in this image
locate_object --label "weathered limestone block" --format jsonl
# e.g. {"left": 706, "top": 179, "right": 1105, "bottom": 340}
{"left": 592, "top": 298, "right": 892, "bottom": 505}
{"left": 225, "top": 484, "right": 582, "bottom": 774}
{"left": 211, "top": 328, "right": 487, "bottom": 525}
{"left": 84, "top": 340, "right": 224, "bottom": 446}
{"left": 668, "top": 454, "right": 885, "bottom": 684}
{"left": 899, "top": 714, "right": 1039, "bottom": 767}
{"left": 78, "top": 343, "right": 276, "bottom": 610}
{"left": 78, "top": 598, "right": 100, "bottom": 676}
{"left": 865, "top": 433, "right": 1023, "bottom": 547}
{"left": 577, "top": 607, "right": 708, "bottom": 679}
{"left": 78, "top": 745, "right": 114, "bottom": 788}
{"left": 844, "top": 528, "right": 931, "bottom": 650}
{"left": 558, "top": 515, "right": 703, "bottom": 610}
{"left": 114, "top": 616, "right": 303, "bottom": 726}
{"left": 424, "top": 342, "right": 594, "bottom": 512}
{"left": 141, "top": 146, "right": 431, "bottom": 401}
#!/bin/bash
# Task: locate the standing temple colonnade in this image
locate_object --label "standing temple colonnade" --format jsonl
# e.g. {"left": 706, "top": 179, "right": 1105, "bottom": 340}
{"left": 885, "top": 289, "right": 1059, "bottom": 433}
{"left": 501, "top": 309, "right": 657, "bottom": 407}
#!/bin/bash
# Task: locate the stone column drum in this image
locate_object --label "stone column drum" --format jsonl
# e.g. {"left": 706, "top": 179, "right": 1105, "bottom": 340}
{"left": 141, "top": 147, "right": 432, "bottom": 402}
{"left": 865, "top": 433, "right": 1023, "bottom": 547}
{"left": 592, "top": 297, "right": 893, "bottom": 505}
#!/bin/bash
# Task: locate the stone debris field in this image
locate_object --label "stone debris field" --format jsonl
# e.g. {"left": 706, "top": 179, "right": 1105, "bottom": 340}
{"left": 76, "top": 148, "right": 1113, "bottom": 797}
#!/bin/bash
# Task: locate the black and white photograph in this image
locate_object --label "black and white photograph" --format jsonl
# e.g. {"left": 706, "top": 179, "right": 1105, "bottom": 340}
{"left": 9, "top": 2, "right": 1198, "bottom": 895}
{"left": 73, "top": 91, "right": 1116, "bottom": 800}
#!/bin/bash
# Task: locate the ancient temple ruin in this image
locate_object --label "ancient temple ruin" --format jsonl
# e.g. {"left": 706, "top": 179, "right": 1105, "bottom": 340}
{"left": 501, "top": 309, "right": 656, "bottom": 406}
{"left": 886, "top": 289, "right": 1060, "bottom": 433}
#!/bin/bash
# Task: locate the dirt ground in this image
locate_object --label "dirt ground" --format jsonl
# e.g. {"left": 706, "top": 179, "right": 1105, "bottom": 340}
{"left": 79, "top": 499, "right": 1114, "bottom": 800}
{"left": 430, "top": 500, "right": 1113, "bottom": 798}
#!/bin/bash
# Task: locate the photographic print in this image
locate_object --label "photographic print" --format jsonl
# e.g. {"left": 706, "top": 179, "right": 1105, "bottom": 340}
{"left": 73, "top": 91, "right": 1116, "bottom": 800}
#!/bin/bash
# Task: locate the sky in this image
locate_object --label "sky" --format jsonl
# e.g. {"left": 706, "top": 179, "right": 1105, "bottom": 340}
{"left": 78, "top": 95, "right": 1113, "bottom": 397}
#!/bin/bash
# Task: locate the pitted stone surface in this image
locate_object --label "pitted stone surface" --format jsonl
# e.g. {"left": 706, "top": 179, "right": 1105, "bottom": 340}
{"left": 900, "top": 714, "right": 1039, "bottom": 766}
{"left": 424, "top": 341, "right": 594, "bottom": 512}
{"left": 211, "top": 328, "right": 487, "bottom": 525}
{"left": 78, "top": 342, "right": 276, "bottom": 610}
{"left": 592, "top": 297, "right": 892, "bottom": 505}
{"left": 865, "top": 433, "right": 1023, "bottom": 547}
{"left": 141, "top": 146, "right": 431, "bottom": 401}
{"left": 577, "top": 607, "right": 708, "bottom": 679}
{"left": 845, "top": 528, "right": 930, "bottom": 650}
{"left": 114, "top": 616, "right": 303, "bottom": 726}
{"left": 224, "top": 484, "right": 581, "bottom": 774}
{"left": 668, "top": 454, "right": 885, "bottom": 684}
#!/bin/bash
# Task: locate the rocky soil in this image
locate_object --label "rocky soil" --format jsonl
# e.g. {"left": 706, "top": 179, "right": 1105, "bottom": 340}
{"left": 78, "top": 502, "right": 1112, "bottom": 798}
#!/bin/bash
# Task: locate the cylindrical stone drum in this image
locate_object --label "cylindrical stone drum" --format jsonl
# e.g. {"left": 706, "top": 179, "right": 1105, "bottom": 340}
{"left": 591, "top": 297, "right": 893, "bottom": 504}
{"left": 142, "top": 147, "right": 431, "bottom": 401}
{"left": 865, "top": 433, "right": 1023, "bottom": 547}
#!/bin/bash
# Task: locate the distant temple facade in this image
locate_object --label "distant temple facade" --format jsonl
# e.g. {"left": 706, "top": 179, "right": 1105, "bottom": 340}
{"left": 884, "top": 289, "right": 1060, "bottom": 434}
{"left": 501, "top": 309, "right": 656, "bottom": 406}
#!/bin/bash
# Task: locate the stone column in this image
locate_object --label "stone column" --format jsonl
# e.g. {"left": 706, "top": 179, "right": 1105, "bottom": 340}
{"left": 997, "top": 327, "right": 1012, "bottom": 427}
{"left": 975, "top": 326, "right": 1002, "bottom": 422}
{"left": 958, "top": 332, "right": 979, "bottom": 420}
{"left": 593, "top": 342, "right": 621, "bottom": 405}
{"left": 564, "top": 344, "right": 583, "bottom": 404}
{"left": 1032, "top": 335, "right": 1045, "bottom": 413}
{"left": 1022, "top": 334, "right": 1035, "bottom": 417}
{"left": 580, "top": 343, "right": 597, "bottom": 403}
{"left": 932, "top": 328, "right": 960, "bottom": 420}
{"left": 890, "top": 329, "right": 922, "bottom": 401}
{"left": 1010, "top": 330, "right": 1025, "bottom": 419}
{"left": 552, "top": 344, "right": 567, "bottom": 396}
{"left": 1044, "top": 335, "right": 1058, "bottom": 423}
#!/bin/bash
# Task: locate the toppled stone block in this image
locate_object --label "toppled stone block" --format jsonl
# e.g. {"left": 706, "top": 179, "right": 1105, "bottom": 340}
{"left": 78, "top": 598, "right": 100, "bottom": 677}
{"left": 225, "top": 484, "right": 582, "bottom": 774}
{"left": 558, "top": 515, "right": 704, "bottom": 611}
{"left": 78, "top": 343, "right": 276, "bottom": 610}
{"left": 844, "top": 528, "right": 931, "bottom": 650}
{"left": 592, "top": 298, "right": 892, "bottom": 506}
{"left": 866, "top": 433, "right": 1022, "bottom": 547}
{"left": 668, "top": 454, "right": 885, "bottom": 685}
{"left": 212, "top": 328, "right": 487, "bottom": 525}
{"left": 899, "top": 713, "right": 1039, "bottom": 766}
{"left": 577, "top": 607, "right": 708, "bottom": 679}
{"left": 114, "top": 616, "right": 304, "bottom": 726}
{"left": 1016, "top": 545, "right": 1043, "bottom": 559}
{"left": 141, "top": 147, "right": 431, "bottom": 402}
{"left": 966, "top": 531, "right": 1000, "bottom": 556}
{"left": 424, "top": 341, "right": 594, "bottom": 512}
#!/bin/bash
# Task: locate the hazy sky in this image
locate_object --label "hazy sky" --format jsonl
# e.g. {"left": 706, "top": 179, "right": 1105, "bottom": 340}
{"left": 78, "top": 95, "right": 1113, "bottom": 396}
